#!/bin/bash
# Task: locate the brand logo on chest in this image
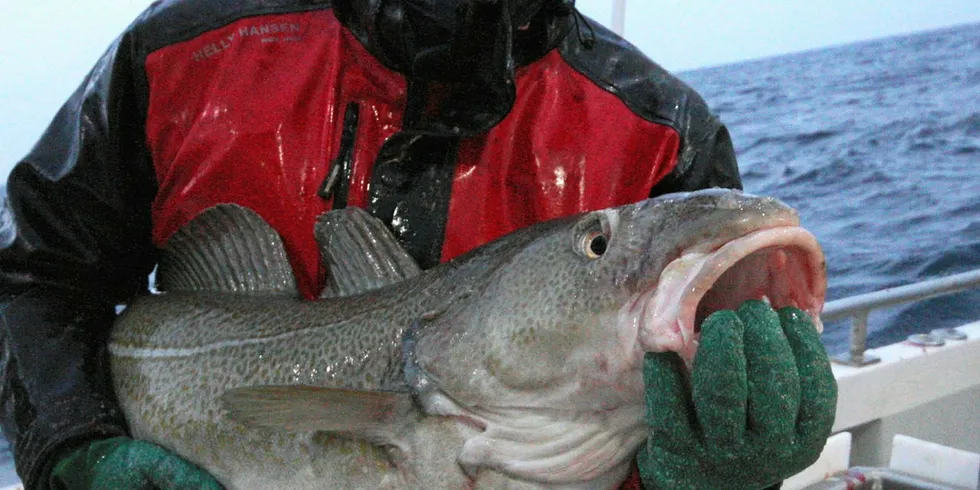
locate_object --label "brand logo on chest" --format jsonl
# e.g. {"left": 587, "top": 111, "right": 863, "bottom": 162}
{"left": 192, "top": 22, "right": 304, "bottom": 62}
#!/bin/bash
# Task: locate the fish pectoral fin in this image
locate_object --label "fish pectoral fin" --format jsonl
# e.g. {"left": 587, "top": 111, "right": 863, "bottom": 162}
{"left": 221, "top": 385, "right": 414, "bottom": 441}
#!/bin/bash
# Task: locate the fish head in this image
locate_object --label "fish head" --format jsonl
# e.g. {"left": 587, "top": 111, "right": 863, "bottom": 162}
{"left": 414, "top": 188, "right": 826, "bottom": 406}
{"left": 403, "top": 189, "right": 826, "bottom": 485}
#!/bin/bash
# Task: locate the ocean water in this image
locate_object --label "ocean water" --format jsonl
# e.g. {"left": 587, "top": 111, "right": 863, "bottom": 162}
{"left": 1, "top": 22, "right": 979, "bottom": 486}
{"left": 680, "top": 22, "right": 980, "bottom": 353}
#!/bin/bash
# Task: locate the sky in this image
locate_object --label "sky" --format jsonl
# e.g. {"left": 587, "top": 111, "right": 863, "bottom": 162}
{"left": 2, "top": 1, "right": 979, "bottom": 179}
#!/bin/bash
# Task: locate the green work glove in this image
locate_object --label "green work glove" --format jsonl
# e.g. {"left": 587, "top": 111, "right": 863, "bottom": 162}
{"left": 50, "top": 436, "right": 223, "bottom": 490}
{"left": 638, "top": 300, "right": 837, "bottom": 490}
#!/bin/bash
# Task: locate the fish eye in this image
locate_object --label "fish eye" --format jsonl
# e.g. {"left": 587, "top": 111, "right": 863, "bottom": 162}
{"left": 582, "top": 231, "right": 608, "bottom": 259}
{"left": 573, "top": 212, "right": 613, "bottom": 260}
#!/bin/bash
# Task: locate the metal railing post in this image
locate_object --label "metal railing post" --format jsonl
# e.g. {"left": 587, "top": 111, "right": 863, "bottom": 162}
{"left": 834, "top": 311, "right": 880, "bottom": 367}
{"left": 611, "top": 0, "right": 626, "bottom": 36}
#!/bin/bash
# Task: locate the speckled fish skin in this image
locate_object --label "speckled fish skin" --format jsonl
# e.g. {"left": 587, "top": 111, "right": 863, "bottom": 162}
{"left": 109, "top": 189, "right": 820, "bottom": 490}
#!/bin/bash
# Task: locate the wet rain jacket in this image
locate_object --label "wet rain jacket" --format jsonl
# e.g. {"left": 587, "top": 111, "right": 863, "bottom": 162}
{"left": 0, "top": 0, "right": 740, "bottom": 487}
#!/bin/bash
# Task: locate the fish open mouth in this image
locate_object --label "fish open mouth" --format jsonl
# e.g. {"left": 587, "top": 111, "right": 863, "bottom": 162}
{"left": 632, "top": 226, "right": 826, "bottom": 364}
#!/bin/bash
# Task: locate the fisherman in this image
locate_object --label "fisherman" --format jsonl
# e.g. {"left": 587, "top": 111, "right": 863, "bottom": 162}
{"left": 0, "top": 1, "right": 835, "bottom": 489}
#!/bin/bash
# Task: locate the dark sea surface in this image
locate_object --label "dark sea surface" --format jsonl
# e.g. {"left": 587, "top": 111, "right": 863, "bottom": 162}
{"left": 679, "top": 22, "right": 980, "bottom": 353}
{"left": 1, "top": 22, "right": 979, "bottom": 487}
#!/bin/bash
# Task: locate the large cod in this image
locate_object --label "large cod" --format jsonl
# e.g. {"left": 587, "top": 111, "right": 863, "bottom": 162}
{"left": 109, "top": 189, "right": 826, "bottom": 489}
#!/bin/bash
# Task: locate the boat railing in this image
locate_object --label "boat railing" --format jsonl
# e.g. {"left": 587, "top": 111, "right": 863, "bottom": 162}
{"left": 823, "top": 268, "right": 980, "bottom": 366}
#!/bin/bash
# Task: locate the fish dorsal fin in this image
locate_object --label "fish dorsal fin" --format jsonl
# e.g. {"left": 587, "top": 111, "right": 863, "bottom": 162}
{"left": 158, "top": 204, "right": 298, "bottom": 296}
{"left": 221, "top": 385, "right": 414, "bottom": 446}
{"left": 315, "top": 207, "right": 422, "bottom": 298}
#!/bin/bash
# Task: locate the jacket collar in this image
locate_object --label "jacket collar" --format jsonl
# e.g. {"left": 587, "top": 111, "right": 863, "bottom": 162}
{"left": 334, "top": 1, "right": 576, "bottom": 136}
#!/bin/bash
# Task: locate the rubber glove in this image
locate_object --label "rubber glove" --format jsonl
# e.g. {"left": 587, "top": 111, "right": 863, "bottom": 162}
{"left": 49, "top": 436, "right": 223, "bottom": 490}
{"left": 637, "top": 300, "right": 837, "bottom": 490}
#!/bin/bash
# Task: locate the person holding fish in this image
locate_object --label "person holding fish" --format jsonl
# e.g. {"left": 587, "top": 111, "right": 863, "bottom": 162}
{"left": 0, "top": 0, "right": 836, "bottom": 489}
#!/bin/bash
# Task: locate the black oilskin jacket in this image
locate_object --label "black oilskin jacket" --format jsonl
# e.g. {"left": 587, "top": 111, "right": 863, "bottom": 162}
{"left": 0, "top": 1, "right": 741, "bottom": 487}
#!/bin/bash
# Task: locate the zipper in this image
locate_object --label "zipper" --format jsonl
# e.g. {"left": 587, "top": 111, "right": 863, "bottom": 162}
{"left": 318, "top": 101, "right": 360, "bottom": 208}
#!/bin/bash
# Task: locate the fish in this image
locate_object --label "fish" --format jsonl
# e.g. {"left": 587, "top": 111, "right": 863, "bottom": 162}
{"left": 109, "top": 189, "right": 826, "bottom": 489}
